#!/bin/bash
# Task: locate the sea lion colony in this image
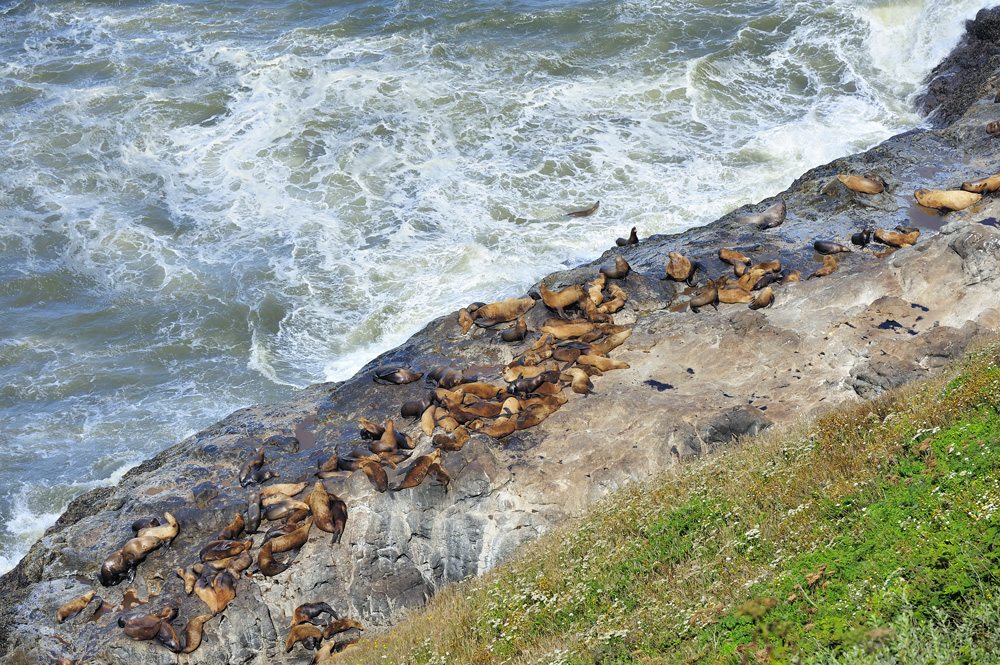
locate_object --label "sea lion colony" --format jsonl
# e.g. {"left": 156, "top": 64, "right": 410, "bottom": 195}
{"left": 45, "top": 166, "right": 1000, "bottom": 663}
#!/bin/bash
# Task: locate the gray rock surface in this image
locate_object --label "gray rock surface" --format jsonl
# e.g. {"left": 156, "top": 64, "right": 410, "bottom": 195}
{"left": 5, "top": 14, "right": 1000, "bottom": 665}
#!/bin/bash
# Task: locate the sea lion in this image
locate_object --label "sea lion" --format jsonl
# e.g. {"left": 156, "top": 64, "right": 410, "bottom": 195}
{"left": 217, "top": 513, "right": 245, "bottom": 541}
{"left": 246, "top": 489, "right": 262, "bottom": 534}
{"left": 182, "top": 614, "right": 214, "bottom": 654}
{"left": 988, "top": 121, "right": 1000, "bottom": 136}
{"left": 360, "top": 459, "right": 389, "bottom": 492}
{"left": 539, "top": 282, "right": 586, "bottom": 317}
{"left": 286, "top": 624, "right": 324, "bottom": 652}
{"left": 369, "top": 418, "right": 398, "bottom": 454}
{"left": 717, "top": 287, "right": 754, "bottom": 304}
{"left": 432, "top": 425, "right": 470, "bottom": 451}
{"left": 130, "top": 517, "right": 159, "bottom": 533}
{"left": 587, "top": 274, "right": 607, "bottom": 306}
{"left": 540, "top": 321, "right": 595, "bottom": 340}
{"left": 616, "top": 226, "right": 638, "bottom": 246}
{"left": 420, "top": 404, "right": 436, "bottom": 436}
{"left": 874, "top": 228, "right": 919, "bottom": 248}
{"left": 238, "top": 448, "right": 265, "bottom": 486}
{"left": 322, "top": 618, "right": 365, "bottom": 640}
{"left": 749, "top": 286, "right": 774, "bottom": 310}
{"left": 752, "top": 259, "right": 782, "bottom": 273}
{"left": 260, "top": 482, "right": 309, "bottom": 499}
{"left": 427, "top": 462, "right": 450, "bottom": 490}
{"left": 814, "top": 240, "right": 851, "bottom": 254}
{"left": 265, "top": 498, "right": 311, "bottom": 522}
{"left": 752, "top": 272, "right": 780, "bottom": 291}
{"left": 177, "top": 567, "right": 198, "bottom": 594}
{"left": 373, "top": 366, "right": 423, "bottom": 385}
{"left": 99, "top": 535, "right": 164, "bottom": 587}
{"left": 576, "top": 355, "right": 629, "bottom": 371}
{"left": 807, "top": 255, "right": 838, "bottom": 279}
{"left": 962, "top": 172, "right": 1000, "bottom": 194}
{"left": 212, "top": 569, "right": 238, "bottom": 614}
{"left": 200, "top": 539, "right": 249, "bottom": 563}
{"left": 567, "top": 200, "right": 599, "bottom": 217}
{"left": 736, "top": 199, "right": 785, "bottom": 229}
{"left": 480, "top": 416, "right": 516, "bottom": 439}
{"left": 779, "top": 269, "right": 800, "bottom": 285}
{"left": 718, "top": 248, "right": 751, "bottom": 265}
{"left": 457, "top": 308, "right": 474, "bottom": 334}
{"left": 664, "top": 252, "right": 700, "bottom": 285}
{"left": 737, "top": 268, "right": 765, "bottom": 291}
{"left": 243, "top": 467, "right": 279, "bottom": 486}
{"left": 56, "top": 589, "right": 96, "bottom": 623}
{"left": 913, "top": 188, "right": 981, "bottom": 211}
{"left": 122, "top": 615, "right": 162, "bottom": 641}
{"left": 600, "top": 254, "right": 630, "bottom": 280}
{"left": 137, "top": 512, "right": 178, "bottom": 542}
{"left": 394, "top": 451, "right": 442, "bottom": 491}
{"left": 472, "top": 297, "right": 536, "bottom": 327}
{"left": 330, "top": 493, "right": 348, "bottom": 545}
{"left": 688, "top": 279, "right": 718, "bottom": 312}
{"left": 597, "top": 284, "right": 626, "bottom": 314}
{"left": 562, "top": 367, "right": 593, "bottom": 394}
{"left": 851, "top": 228, "right": 872, "bottom": 247}
{"left": 588, "top": 328, "right": 631, "bottom": 356}
{"left": 837, "top": 174, "right": 884, "bottom": 194}
{"left": 156, "top": 619, "right": 183, "bottom": 653}
{"left": 308, "top": 481, "right": 335, "bottom": 534}
{"left": 357, "top": 417, "right": 384, "bottom": 439}
{"left": 501, "top": 316, "right": 527, "bottom": 342}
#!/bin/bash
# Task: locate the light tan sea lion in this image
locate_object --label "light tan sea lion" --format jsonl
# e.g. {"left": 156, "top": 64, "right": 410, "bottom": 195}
{"left": 588, "top": 328, "right": 631, "bottom": 355}
{"left": 913, "top": 188, "right": 980, "bottom": 211}
{"left": 576, "top": 355, "right": 629, "bottom": 371}
{"left": 567, "top": 200, "right": 599, "bottom": 217}
{"left": 664, "top": 252, "right": 699, "bottom": 285}
{"left": 737, "top": 268, "right": 765, "bottom": 291}
{"left": 359, "top": 460, "right": 388, "bottom": 492}
{"left": 177, "top": 567, "right": 198, "bottom": 594}
{"left": 587, "top": 274, "right": 606, "bottom": 306}
{"left": 838, "top": 174, "right": 884, "bottom": 194}
{"left": 458, "top": 308, "right": 474, "bottom": 334}
{"left": 472, "top": 297, "right": 536, "bottom": 327}
{"left": 562, "top": 367, "right": 593, "bottom": 394}
{"left": 56, "top": 590, "right": 96, "bottom": 623}
{"left": 539, "top": 283, "right": 586, "bottom": 317}
{"left": 874, "top": 228, "right": 919, "bottom": 248}
{"left": 753, "top": 259, "right": 782, "bottom": 273}
{"left": 260, "top": 482, "right": 309, "bottom": 499}
{"left": 420, "top": 405, "right": 436, "bottom": 436}
{"left": 962, "top": 173, "right": 1000, "bottom": 193}
{"left": 322, "top": 618, "right": 364, "bottom": 640}
{"left": 807, "top": 255, "right": 838, "bottom": 279}
{"left": 718, "top": 248, "right": 751, "bottom": 265}
{"left": 718, "top": 287, "right": 754, "bottom": 304}
{"left": 540, "top": 321, "right": 595, "bottom": 339}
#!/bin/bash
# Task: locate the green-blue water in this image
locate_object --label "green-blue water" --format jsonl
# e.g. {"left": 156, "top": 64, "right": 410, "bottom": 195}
{"left": 0, "top": 0, "right": 988, "bottom": 572}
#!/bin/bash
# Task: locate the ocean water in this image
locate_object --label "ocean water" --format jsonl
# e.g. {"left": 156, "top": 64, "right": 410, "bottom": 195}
{"left": 0, "top": 0, "right": 988, "bottom": 573}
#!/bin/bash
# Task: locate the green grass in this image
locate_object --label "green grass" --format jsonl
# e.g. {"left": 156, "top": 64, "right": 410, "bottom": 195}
{"left": 339, "top": 340, "right": 1000, "bottom": 665}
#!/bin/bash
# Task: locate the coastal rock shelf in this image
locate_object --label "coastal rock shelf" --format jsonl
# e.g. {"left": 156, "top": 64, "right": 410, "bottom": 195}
{"left": 4, "top": 8, "right": 1000, "bottom": 664}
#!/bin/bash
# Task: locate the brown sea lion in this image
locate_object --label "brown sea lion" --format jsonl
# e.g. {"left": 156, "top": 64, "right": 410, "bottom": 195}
{"left": 737, "top": 268, "right": 765, "bottom": 291}
{"left": 539, "top": 282, "right": 586, "bottom": 317}
{"left": 851, "top": 228, "right": 872, "bottom": 247}
{"left": 182, "top": 614, "right": 214, "bottom": 654}
{"left": 260, "top": 482, "right": 308, "bottom": 499}
{"left": 480, "top": 416, "right": 516, "bottom": 438}
{"left": 373, "top": 366, "right": 423, "bottom": 385}
{"left": 736, "top": 199, "right": 785, "bottom": 229}
{"left": 122, "top": 614, "right": 162, "bottom": 641}
{"left": 501, "top": 316, "right": 528, "bottom": 342}
{"left": 540, "top": 321, "right": 595, "bottom": 339}
{"left": 588, "top": 329, "right": 631, "bottom": 356}
{"left": 359, "top": 460, "right": 389, "bottom": 492}
{"left": 807, "top": 255, "right": 838, "bottom": 279}
{"left": 600, "top": 254, "right": 630, "bottom": 280}
{"left": 264, "top": 498, "right": 311, "bottom": 521}
{"left": 576, "top": 355, "right": 629, "bottom": 371}
{"left": 56, "top": 589, "right": 96, "bottom": 623}
{"left": 227, "top": 547, "right": 254, "bottom": 577}
{"left": 874, "top": 228, "right": 919, "bottom": 248}
{"left": 718, "top": 248, "right": 751, "bottom": 265}
{"left": 913, "top": 188, "right": 980, "bottom": 211}
{"left": 308, "top": 481, "right": 335, "bottom": 534}
{"left": 688, "top": 279, "right": 718, "bottom": 312}
{"left": 562, "top": 367, "right": 593, "bottom": 394}
{"left": 472, "top": 297, "right": 536, "bottom": 327}
{"left": 212, "top": 569, "right": 238, "bottom": 614}
{"left": 749, "top": 286, "right": 774, "bottom": 310}
{"left": 393, "top": 451, "right": 441, "bottom": 491}
{"left": 427, "top": 462, "right": 451, "bottom": 490}
{"left": 779, "top": 269, "right": 800, "bottom": 285}
{"left": 615, "top": 226, "right": 638, "bottom": 246}
{"left": 286, "top": 624, "right": 324, "bottom": 652}
{"left": 322, "top": 618, "right": 364, "bottom": 640}
{"left": 567, "top": 200, "right": 599, "bottom": 217}
{"left": 243, "top": 467, "right": 279, "bottom": 486}
{"left": 838, "top": 174, "right": 884, "bottom": 194}
{"left": 177, "top": 567, "right": 198, "bottom": 594}
{"left": 200, "top": 539, "right": 249, "bottom": 563}
{"left": 988, "top": 121, "right": 1000, "bottom": 136}
{"left": 330, "top": 493, "right": 348, "bottom": 545}
{"left": 664, "top": 251, "right": 700, "bottom": 285}
{"left": 217, "top": 513, "right": 245, "bottom": 541}
{"left": 458, "top": 307, "right": 474, "bottom": 334}
{"left": 718, "top": 287, "right": 754, "bottom": 304}
{"left": 246, "top": 488, "right": 262, "bottom": 534}
{"left": 814, "top": 240, "right": 851, "bottom": 254}
{"left": 130, "top": 517, "right": 159, "bottom": 533}
{"left": 596, "top": 286, "right": 625, "bottom": 314}
{"left": 357, "top": 416, "right": 384, "bottom": 439}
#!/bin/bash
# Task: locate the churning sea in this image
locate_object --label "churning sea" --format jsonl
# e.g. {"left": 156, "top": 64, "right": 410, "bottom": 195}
{"left": 0, "top": 0, "right": 989, "bottom": 573}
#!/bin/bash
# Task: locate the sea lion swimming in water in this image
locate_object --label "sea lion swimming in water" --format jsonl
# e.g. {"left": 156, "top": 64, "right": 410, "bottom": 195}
{"left": 567, "top": 200, "right": 599, "bottom": 217}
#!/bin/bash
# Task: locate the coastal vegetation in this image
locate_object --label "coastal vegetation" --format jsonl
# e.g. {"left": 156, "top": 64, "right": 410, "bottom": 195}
{"left": 337, "top": 336, "right": 1000, "bottom": 664}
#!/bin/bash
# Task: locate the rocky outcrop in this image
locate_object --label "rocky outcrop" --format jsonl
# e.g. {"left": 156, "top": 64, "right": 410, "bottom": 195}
{"left": 6, "top": 12, "right": 1000, "bottom": 665}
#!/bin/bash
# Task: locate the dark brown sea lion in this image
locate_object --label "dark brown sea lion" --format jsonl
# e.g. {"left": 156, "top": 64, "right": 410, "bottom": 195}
{"left": 212, "top": 569, "right": 237, "bottom": 614}
{"left": 245, "top": 488, "right": 262, "bottom": 534}
{"left": 600, "top": 254, "right": 630, "bottom": 280}
{"left": 238, "top": 447, "right": 265, "bottom": 486}
{"left": 56, "top": 590, "right": 97, "bottom": 623}
{"left": 359, "top": 460, "right": 388, "bottom": 492}
{"left": 242, "top": 467, "right": 279, "bottom": 486}
{"left": 130, "top": 517, "right": 160, "bottom": 533}
{"left": 501, "top": 316, "right": 528, "bottom": 342}
{"left": 330, "top": 493, "right": 348, "bottom": 545}
{"left": 292, "top": 602, "right": 337, "bottom": 627}
{"left": 567, "top": 200, "right": 599, "bottom": 217}
{"left": 851, "top": 228, "right": 872, "bottom": 247}
{"left": 615, "top": 226, "right": 638, "bottom": 246}
{"left": 217, "top": 513, "right": 245, "bottom": 541}
{"left": 373, "top": 366, "right": 423, "bottom": 385}
{"left": 688, "top": 279, "right": 717, "bottom": 313}
{"left": 988, "top": 121, "right": 1000, "bottom": 136}
{"left": 737, "top": 199, "right": 785, "bottom": 229}
{"left": 394, "top": 451, "right": 442, "bottom": 491}
{"left": 427, "top": 462, "right": 451, "bottom": 490}
{"left": 121, "top": 615, "right": 162, "bottom": 641}
{"left": 814, "top": 240, "right": 851, "bottom": 254}
{"left": 156, "top": 620, "right": 183, "bottom": 653}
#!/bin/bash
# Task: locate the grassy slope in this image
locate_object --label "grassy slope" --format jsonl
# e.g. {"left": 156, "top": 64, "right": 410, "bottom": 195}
{"left": 334, "top": 339, "right": 1000, "bottom": 665}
